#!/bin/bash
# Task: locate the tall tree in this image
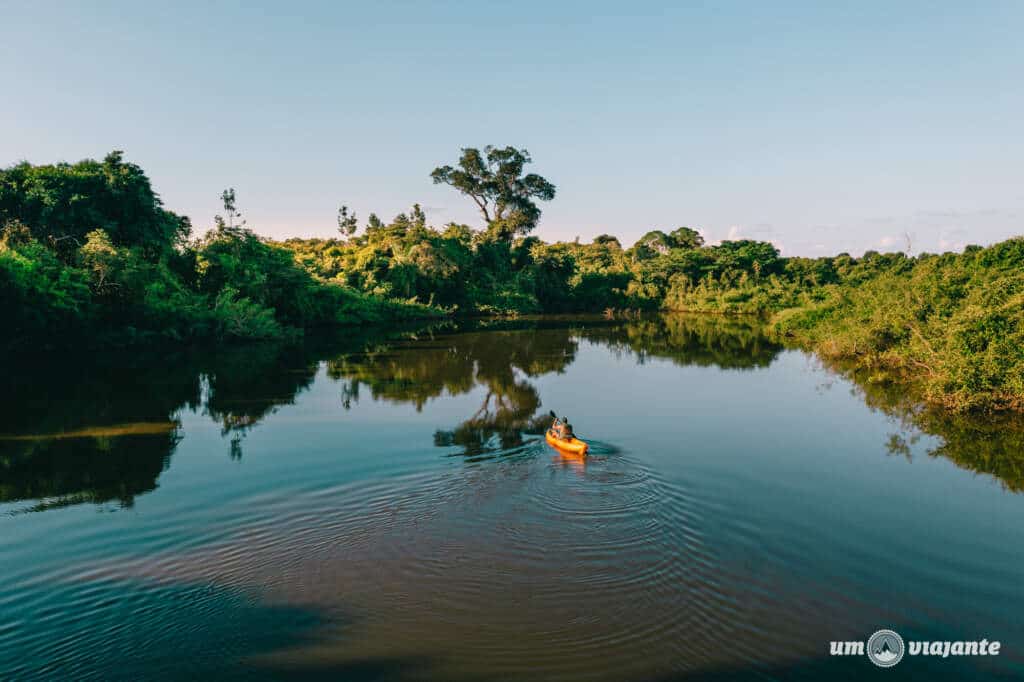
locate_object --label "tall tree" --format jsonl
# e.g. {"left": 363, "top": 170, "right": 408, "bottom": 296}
{"left": 337, "top": 205, "right": 358, "bottom": 236}
{"left": 633, "top": 230, "right": 674, "bottom": 259}
{"left": 430, "top": 146, "right": 555, "bottom": 241}
{"left": 668, "top": 226, "right": 704, "bottom": 250}
{"left": 215, "top": 188, "right": 246, "bottom": 232}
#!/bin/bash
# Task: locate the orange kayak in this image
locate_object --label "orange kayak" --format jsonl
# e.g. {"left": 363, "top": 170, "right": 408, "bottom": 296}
{"left": 545, "top": 430, "right": 588, "bottom": 455}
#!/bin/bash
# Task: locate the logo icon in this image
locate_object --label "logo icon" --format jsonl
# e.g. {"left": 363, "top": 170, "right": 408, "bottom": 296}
{"left": 866, "top": 629, "right": 905, "bottom": 667}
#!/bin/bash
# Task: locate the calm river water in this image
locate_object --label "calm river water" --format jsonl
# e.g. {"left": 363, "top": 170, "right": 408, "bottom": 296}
{"left": 2, "top": 315, "right": 1023, "bottom": 681}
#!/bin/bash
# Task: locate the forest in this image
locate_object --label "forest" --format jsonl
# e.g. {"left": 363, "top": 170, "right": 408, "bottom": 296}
{"left": 2, "top": 148, "right": 1021, "bottom": 412}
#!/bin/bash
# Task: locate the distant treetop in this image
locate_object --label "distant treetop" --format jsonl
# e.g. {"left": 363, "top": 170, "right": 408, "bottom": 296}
{"left": 431, "top": 145, "right": 555, "bottom": 242}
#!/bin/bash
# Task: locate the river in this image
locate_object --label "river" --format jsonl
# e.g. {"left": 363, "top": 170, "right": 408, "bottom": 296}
{"left": 2, "top": 315, "right": 1022, "bottom": 680}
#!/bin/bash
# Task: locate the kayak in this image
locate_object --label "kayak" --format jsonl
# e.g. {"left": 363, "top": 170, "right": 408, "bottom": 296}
{"left": 545, "top": 429, "right": 589, "bottom": 455}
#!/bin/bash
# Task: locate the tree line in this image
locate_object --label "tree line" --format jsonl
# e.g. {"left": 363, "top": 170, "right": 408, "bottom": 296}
{"left": 0, "top": 151, "right": 437, "bottom": 349}
{"left": 2, "top": 147, "right": 1022, "bottom": 412}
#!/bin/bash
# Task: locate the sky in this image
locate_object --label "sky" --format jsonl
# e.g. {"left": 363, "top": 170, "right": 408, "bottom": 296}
{"left": 2, "top": 1, "right": 1022, "bottom": 255}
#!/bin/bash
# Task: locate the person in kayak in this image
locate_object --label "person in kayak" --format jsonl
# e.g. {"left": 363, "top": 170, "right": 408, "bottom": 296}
{"left": 546, "top": 411, "right": 589, "bottom": 455}
{"left": 551, "top": 415, "right": 575, "bottom": 440}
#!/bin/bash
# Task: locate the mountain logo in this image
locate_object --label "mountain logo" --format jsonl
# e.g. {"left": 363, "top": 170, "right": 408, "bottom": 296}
{"left": 867, "top": 629, "right": 905, "bottom": 667}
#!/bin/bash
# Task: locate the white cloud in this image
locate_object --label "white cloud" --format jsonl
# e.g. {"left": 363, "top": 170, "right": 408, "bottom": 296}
{"left": 715, "top": 224, "right": 785, "bottom": 253}
{"left": 938, "top": 233, "right": 966, "bottom": 252}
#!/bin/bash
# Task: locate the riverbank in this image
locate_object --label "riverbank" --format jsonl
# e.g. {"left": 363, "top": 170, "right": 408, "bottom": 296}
{"left": 657, "top": 238, "right": 1024, "bottom": 413}
{"left": 3, "top": 153, "right": 1020, "bottom": 412}
{"left": 768, "top": 238, "right": 1024, "bottom": 413}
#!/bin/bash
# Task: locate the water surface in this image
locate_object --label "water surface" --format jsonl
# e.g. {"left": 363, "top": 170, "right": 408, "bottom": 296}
{"left": 2, "top": 315, "right": 1023, "bottom": 681}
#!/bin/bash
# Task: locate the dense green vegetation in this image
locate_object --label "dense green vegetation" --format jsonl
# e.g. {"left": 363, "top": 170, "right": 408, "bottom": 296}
{"left": 3, "top": 148, "right": 1021, "bottom": 413}
{"left": 0, "top": 152, "right": 438, "bottom": 351}
{"left": 279, "top": 144, "right": 1023, "bottom": 413}
{"left": 766, "top": 242, "right": 1024, "bottom": 412}
{"left": 282, "top": 208, "right": 1023, "bottom": 412}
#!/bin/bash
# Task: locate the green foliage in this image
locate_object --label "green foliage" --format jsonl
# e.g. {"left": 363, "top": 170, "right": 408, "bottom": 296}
{"left": 0, "top": 151, "right": 190, "bottom": 259}
{"left": 593, "top": 234, "right": 621, "bottom": 248}
{"left": 771, "top": 240, "right": 1024, "bottom": 412}
{"left": 431, "top": 145, "right": 556, "bottom": 241}
{"left": 5, "top": 151, "right": 1023, "bottom": 414}
{"left": 278, "top": 209, "right": 667, "bottom": 314}
{"left": 1, "top": 222, "right": 93, "bottom": 345}
{"left": 212, "top": 287, "right": 283, "bottom": 340}
{"left": 632, "top": 230, "right": 675, "bottom": 259}
{"left": 0, "top": 156, "right": 441, "bottom": 352}
{"left": 668, "top": 226, "right": 704, "bottom": 250}
{"left": 337, "top": 205, "right": 358, "bottom": 236}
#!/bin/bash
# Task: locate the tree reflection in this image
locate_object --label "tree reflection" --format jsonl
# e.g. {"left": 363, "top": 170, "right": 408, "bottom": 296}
{"left": 201, "top": 344, "right": 320, "bottom": 458}
{"left": 0, "top": 360, "right": 198, "bottom": 511}
{"left": 326, "top": 316, "right": 785, "bottom": 457}
{"left": 4, "top": 315, "right": 1024, "bottom": 513}
{"left": 327, "top": 322, "right": 580, "bottom": 456}
{"left": 818, "top": 358, "right": 1024, "bottom": 492}
{"left": 584, "top": 314, "right": 782, "bottom": 369}
{"left": 0, "top": 324, "right": 431, "bottom": 510}
{"left": 0, "top": 433, "right": 181, "bottom": 512}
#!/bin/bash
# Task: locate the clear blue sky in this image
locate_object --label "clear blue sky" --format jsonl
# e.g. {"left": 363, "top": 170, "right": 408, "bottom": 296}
{"left": 2, "top": 1, "right": 1022, "bottom": 255}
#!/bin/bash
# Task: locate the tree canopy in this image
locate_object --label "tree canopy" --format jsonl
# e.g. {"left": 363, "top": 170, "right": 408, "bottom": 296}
{"left": 7, "top": 150, "right": 1024, "bottom": 415}
{"left": 0, "top": 151, "right": 190, "bottom": 259}
{"left": 430, "top": 146, "right": 555, "bottom": 241}
{"left": 668, "top": 227, "right": 704, "bottom": 250}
